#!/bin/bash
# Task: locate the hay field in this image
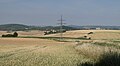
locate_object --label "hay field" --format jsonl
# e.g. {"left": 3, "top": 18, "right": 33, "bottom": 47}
{"left": 0, "top": 38, "right": 86, "bottom": 66}
{"left": 1, "top": 30, "right": 120, "bottom": 40}
{"left": 0, "top": 30, "right": 120, "bottom": 66}
{"left": 45, "top": 30, "right": 120, "bottom": 39}
{"left": 0, "top": 30, "right": 45, "bottom": 37}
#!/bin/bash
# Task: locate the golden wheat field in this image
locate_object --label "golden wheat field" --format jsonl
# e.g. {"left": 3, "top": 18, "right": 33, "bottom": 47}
{"left": 0, "top": 38, "right": 84, "bottom": 66}
{"left": 46, "top": 30, "right": 120, "bottom": 39}
{"left": 1, "top": 30, "right": 120, "bottom": 39}
{"left": 0, "top": 30, "right": 45, "bottom": 37}
{"left": 0, "top": 30, "right": 120, "bottom": 66}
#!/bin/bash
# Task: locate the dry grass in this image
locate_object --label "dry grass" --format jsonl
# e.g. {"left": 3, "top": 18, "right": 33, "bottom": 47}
{"left": 0, "top": 38, "right": 119, "bottom": 66}
{"left": 1, "top": 30, "right": 120, "bottom": 40}
{"left": 0, "top": 38, "right": 90, "bottom": 66}
{"left": 75, "top": 43, "right": 119, "bottom": 60}
{"left": 0, "top": 30, "right": 45, "bottom": 37}
{"left": 75, "top": 40, "right": 120, "bottom": 66}
{"left": 18, "top": 30, "right": 44, "bottom": 37}
{"left": 45, "top": 30, "right": 120, "bottom": 40}
{"left": 0, "top": 30, "right": 120, "bottom": 66}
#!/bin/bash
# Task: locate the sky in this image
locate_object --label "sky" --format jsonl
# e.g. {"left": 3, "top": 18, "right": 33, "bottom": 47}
{"left": 0, "top": 0, "right": 120, "bottom": 26}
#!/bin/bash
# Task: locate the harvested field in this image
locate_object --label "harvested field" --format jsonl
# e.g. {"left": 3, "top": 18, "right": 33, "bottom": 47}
{"left": 45, "top": 30, "right": 120, "bottom": 39}
{"left": 1, "top": 30, "right": 120, "bottom": 40}
{"left": 0, "top": 38, "right": 85, "bottom": 66}
{"left": 0, "top": 30, "right": 45, "bottom": 37}
{"left": 0, "top": 30, "right": 120, "bottom": 66}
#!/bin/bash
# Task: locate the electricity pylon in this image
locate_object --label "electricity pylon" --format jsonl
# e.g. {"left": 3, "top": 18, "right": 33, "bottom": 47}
{"left": 57, "top": 15, "right": 66, "bottom": 40}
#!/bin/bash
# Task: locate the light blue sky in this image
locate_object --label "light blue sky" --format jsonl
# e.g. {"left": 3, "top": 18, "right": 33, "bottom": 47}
{"left": 0, "top": 0, "right": 120, "bottom": 26}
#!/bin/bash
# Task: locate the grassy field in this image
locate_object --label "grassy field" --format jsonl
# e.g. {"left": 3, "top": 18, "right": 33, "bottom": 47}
{"left": 0, "top": 30, "right": 120, "bottom": 66}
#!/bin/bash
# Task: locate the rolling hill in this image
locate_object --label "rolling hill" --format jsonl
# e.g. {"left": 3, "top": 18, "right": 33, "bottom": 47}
{"left": 0, "top": 24, "right": 119, "bottom": 31}
{"left": 0, "top": 24, "right": 29, "bottom": 31}
{"left": 0, "top": 24, "right": 78, "bottom": 31}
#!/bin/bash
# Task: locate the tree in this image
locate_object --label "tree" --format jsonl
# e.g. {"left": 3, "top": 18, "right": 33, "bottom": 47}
{"left": 13, "top": 32, "right": 18, "bottom": 37}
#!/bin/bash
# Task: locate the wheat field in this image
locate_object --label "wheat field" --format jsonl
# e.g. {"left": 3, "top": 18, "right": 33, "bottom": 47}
{"left": 0, "top": 38, "right": 86, "bottom": 66}
{"left": 1, "top": 30, "right": 120, "bottom": 39}
{"left": 0, "top": 30, "right": 120, "bottom": 66}
{"left": 45, "top": 30, "right": 120, "bottom": 39}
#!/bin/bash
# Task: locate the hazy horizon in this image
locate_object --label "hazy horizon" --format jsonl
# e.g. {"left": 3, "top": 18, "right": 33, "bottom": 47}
{"left": 0, "top": 0, "right": 120, "bottom": 26}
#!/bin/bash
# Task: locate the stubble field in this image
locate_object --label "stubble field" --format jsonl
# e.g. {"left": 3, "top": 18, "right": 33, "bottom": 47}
{"left": 0, "top": 30, "right": 120, "bottom": 66}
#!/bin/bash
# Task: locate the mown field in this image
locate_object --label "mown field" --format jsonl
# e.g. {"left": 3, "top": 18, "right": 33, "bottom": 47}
{"left": 0, "top": 30, "right": 120, "bottom": 66}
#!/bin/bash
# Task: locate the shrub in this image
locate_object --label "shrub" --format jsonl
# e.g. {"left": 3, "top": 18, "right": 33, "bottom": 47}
{"left": 2, "top": 34, "right": 14, "bottom": 37}
{"left": 2, "top": 32, "right": 18, "bottom": 37}
{"left": 94, "top": 52, "right": 120, "bottom": 66}
{"left": 88, "top": 37, "right": 91, "bottom": 40}
{"left": 13, "top": 32, "right": 18, "bottom": 37}
{"left": 84, "top": 36, "right": 87, "bottom": 38}
{"left": 88, "top": 32, "right": 93, "bottom": 35}
{"left": 80, "top": 52, "right": 120, "bottom": 66}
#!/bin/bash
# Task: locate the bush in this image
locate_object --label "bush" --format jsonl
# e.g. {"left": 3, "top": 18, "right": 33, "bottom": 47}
{"left": 2, "top": 32, "right": 18, "bottom": 37}
{"left": 95, "top": 52, "right": 120, "bottom": 66}
{"left": 13, "top": 32, "right": 18, "bottom": 37}
{"left": 80, "top": 52, "right": 120, "bottom": 66}
{"left": 88, "top": 32, "right": 93, "bottom": 35}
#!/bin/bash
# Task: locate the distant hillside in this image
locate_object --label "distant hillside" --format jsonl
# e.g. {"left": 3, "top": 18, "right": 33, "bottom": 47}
{"left": 0, "top": 24, "right": 78, "bottom": 31}
{"left": 1, "top": 24, "right": 119, "bottom": 31}
{"left": 69, "top": 25, "right": 120, "bottom": 30}
{"left": 0, "top": 24, "right": 29, "bottom": 31}
{"left": 41, "top": 26, "right": 78, "bottom": 31}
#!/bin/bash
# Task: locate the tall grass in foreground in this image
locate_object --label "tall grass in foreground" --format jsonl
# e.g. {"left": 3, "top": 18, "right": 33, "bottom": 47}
{"left": 0, "top": 38, "right": 120, "bottom": 66}
{"left": 0, "top": 44, "right": 91, "bottom": 66}
{"left": 75, "top": 42, "right": 120, "bottom": 66}
{"left": 80, "top": 52, "right": 120, "bottom": 66}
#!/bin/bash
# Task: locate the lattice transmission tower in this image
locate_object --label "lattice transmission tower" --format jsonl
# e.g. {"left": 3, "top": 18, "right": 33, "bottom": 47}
{"left": 57, "top": 15, "right": 66, "bottom": 39}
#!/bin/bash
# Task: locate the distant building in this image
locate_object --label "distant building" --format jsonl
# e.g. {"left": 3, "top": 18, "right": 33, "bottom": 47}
{"left": 96, "top": 27, "right": 101, "bottom": 30}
